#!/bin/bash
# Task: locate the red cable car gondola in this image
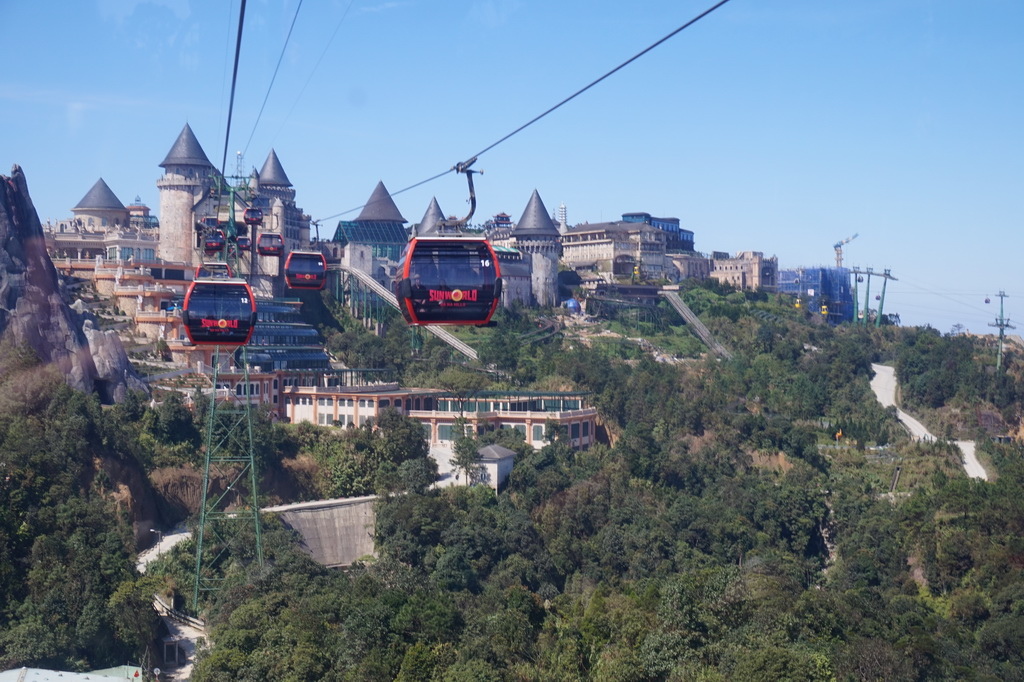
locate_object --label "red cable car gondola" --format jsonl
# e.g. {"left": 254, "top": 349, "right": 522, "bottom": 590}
{"left": 395, "top": 237, "right": 502, "bottom": 326}
{"left": 181, "top": 278, "right": 257, "bottom": 346}
{"left": 203, "top": 229, "right": 225, "bottom": 255}
{"left": 256, "top": 233, "right": 284, "bottom": 257}
{"left": 237, "top": 236, "right": 251, "bottom": 251}
{"left": 243, "top": 207, "right": 264, "bottom": 225}
{"left": 284, "top": 251, "right": 327, "bottom": 290}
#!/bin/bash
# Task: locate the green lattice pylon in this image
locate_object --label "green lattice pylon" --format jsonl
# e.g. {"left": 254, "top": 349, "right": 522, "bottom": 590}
{"left": 193, "top": 345, "right": 264, "bottom": 608}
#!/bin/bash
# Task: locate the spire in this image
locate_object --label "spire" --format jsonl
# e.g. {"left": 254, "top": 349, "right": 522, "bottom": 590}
{"left": 258, "top": 149, "right": 292, "bottom": 187}
{"left": 159, "top": 123, "right": 213, "bottom": 169}
{"left": 355, "top": 181, "right": 406, "bottom": 223}
{"left": 416, "top": 197, "right": 445, "bottom": 236}
{"left": 74, "top": 178, "right": 125, "bottom": 210}
{"left": 512, "top": 189, "right": 559, "bottom": 239}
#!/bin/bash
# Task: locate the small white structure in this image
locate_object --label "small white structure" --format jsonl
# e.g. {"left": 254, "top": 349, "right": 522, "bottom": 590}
{"left": 475, "top": 444, "right": 516, "bottom": 491}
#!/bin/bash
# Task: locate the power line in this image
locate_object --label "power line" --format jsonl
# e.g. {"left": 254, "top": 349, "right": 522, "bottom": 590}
{"left": 315, "top": 0, "right": 735, "bottom": 223}
{"left": 468, "top": 0, "right": 735, "bottom": 162}
{"left": 273, "top": 0, "right": 356, "bottom": 145}
{"left": 221, "top": 0, "right": 248, "bottom": 177}
{"left": 242, "top": 0, "right": 304, "bottom": 158}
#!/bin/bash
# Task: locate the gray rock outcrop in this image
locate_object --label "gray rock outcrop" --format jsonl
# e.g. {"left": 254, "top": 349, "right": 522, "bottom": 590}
{"left": 0, "top": 165, "right": 146, "bottom": 402}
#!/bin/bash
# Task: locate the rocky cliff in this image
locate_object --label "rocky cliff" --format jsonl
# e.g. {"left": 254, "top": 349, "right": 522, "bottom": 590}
{"left": 0, "top": 165, "right": 146, "bottom": 402}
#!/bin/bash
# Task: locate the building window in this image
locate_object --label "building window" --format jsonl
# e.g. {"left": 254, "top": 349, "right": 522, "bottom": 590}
{"left": 438, "top": 424, "right": 453, "bottom": 441}
{"left": 532, "top": 425, "right": 543, "bottom": 441}
{"left": 583, "top": 421, "right": 590, "bottom": 437}
{"left": 571, "top": 423, "right": 580, "bottom": 439}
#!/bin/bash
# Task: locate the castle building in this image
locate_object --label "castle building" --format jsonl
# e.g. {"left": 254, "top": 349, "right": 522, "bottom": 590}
{"left": 45, "top": 179, "right": 159, "bottom": 262}
{"left": 332, "top": 181, "right": 409, "bottom": 264}
{"left": 709, "top": 251, "right": 778, "bottom": 291}
{"left": 156, "top": 124, "right": 217, "bottom": 265}
{"left": 621, "top": 212, "right": 694, "bottom": 253}
{"left": 561, "top": 220, "right": 667, "bottom": 280}
{"left": 510, "top": 190, "right": 561, "bottom": 307}
{"left": 156, "top": 124, "right": 309, "bottom": 268}
{"left": 72, "top": 178, "right": 129, "bottom": 230}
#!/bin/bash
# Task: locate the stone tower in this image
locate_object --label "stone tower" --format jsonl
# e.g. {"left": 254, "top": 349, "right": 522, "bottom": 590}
{"left": 511, "top": 190, "right": 561, "bottom": 307}
{"left": 156, "top": 124, "right": 216, "bottom": 265}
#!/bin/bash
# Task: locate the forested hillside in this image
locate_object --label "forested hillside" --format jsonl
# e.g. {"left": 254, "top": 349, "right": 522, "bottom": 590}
{"left": 2, "top": 283, "right": 1022, "bottom": 680}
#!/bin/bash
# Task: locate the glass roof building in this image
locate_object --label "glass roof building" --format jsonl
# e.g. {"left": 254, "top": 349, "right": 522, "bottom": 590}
{"left": 332, "top": 181, "right": 409, "bottom": 261}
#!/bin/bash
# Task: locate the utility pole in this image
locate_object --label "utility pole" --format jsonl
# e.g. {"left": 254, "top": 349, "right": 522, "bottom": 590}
{"left": 988, "top": 291, "right": 1015, "bottom": 371}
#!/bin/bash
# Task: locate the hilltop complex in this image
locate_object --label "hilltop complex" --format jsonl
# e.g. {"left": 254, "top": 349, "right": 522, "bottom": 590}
{"left": 39, "top": 124, "right": 863, "bottom": 443}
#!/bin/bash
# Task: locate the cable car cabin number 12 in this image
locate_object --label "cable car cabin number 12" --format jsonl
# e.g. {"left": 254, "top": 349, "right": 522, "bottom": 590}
{"left": 182, "top": 278, "right": 257, "bottom": 346}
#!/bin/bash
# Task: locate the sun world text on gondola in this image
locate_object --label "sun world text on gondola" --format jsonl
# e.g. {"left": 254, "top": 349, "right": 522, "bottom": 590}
{"left": 200, "top": 318, "right": 240, "bottom": 329}
{"left": 429, "top": 288, "right": 478, "bottom": 304}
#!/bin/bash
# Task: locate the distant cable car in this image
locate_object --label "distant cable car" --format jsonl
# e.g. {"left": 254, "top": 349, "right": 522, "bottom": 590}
{"left": 195, "top": 261, "right": 233, "bottom": 279}
{"left": 395, "top": 237, "right": 502, "bottom": 326}
{"left": 181, "top": 278, "right": 257, "bottom": 346}
{"left": 256, "top": 233, "right": 284, "bottom": 257}
{"left": 203, "top": 229, "right": 225, "bottom": 255}
{"left": 284, "top": 251, "right": 327, "bottom": 290}
{"left": 243, "top": 207, "right": 264, "bottom": 225}
{"left": 236, "top": 236, "right": 251, "bottom": 251}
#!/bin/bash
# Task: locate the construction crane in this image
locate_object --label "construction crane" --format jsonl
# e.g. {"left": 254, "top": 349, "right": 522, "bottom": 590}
{"left": 834, "top": 233, "right": 859, "bottom": 268}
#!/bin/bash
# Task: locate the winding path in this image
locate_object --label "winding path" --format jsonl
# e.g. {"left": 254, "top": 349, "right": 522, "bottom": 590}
{"left": 137, "top": 528, "right": 203, "bottom": 681}
{"left": 869, "top": 364, "right": 988, "bottom": 480}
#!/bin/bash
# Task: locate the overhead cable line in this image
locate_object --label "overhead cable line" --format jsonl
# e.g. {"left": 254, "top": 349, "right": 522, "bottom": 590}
{"left": 273, "top": 0, "right": 356, "bottom": 144}
{"left": 316, "top": 0, "right": 735, "bottom": 223}
{"left": 467, "top": 0, "right": 734, "bottom": 161}
{"left": 242, "top": 0, "right": 304, "bottom": 158}
{"left": 894, "top": 277, "right": 1000, "bottom": 317}
{"left": 220, "top": 0, "right": 248, "bottom": 177}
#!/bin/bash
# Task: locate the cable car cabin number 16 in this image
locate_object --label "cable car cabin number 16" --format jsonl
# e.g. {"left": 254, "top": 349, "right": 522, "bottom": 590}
{"left": 395, "top": 238, "right": 502, "bottom": 326}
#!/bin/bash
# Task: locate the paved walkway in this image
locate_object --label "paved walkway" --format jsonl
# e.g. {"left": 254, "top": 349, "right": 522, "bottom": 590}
{"left": 137, "top": 527, "right": 203, "bottom": 681}
{"left": 870, "top": 364, "right": 988, "bottom": 480}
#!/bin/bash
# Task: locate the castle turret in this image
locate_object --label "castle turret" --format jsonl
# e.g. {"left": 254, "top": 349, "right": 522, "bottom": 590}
{"left": 512, "top": 189, "right": 561, "bottom": 307}
{"left": 72, "top": 178, "right": 129, "bottom": 231}
{"left": 257, "top": 149, "right": 309, "bottom": 248}
{"left": 157, "top": 124, "right": 216, "bottom": 264}
{"left": 414, "top": 197, "right": 445, "bottom": 237}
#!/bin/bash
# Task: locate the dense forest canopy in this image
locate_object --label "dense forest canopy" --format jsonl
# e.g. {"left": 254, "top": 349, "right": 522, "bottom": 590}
{"left": 2, "top": 283, "right": 1023, "bottom": 680}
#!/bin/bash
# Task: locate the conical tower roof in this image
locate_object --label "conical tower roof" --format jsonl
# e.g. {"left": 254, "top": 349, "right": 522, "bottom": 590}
{"left": 74, "top": 178, "right": 125, "bottom": 210}
{"left": 258, "top": 149, "right": 292, "bottom": 187}
{"left": 416, "top": 197, "right": 445, "bottom": 236}
{"left": 159, "top": 123, "right": 213, "bottom": 168}
{"left": 512, "top": 189, "right": 559, "bottom": 238}
{"left": 355, "top": 181, "right": 406, "bottom": 223}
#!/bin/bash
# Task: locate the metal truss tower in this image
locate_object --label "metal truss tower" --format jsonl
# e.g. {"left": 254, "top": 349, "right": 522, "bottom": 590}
{"left": 988, "top": 291, "right": 1015, "bottom": 371}
{"left": 193, "top": 345, "right": 264, "bottom": 607}
{"left": 192, "top": 176, "right": 266, "bottom": 609}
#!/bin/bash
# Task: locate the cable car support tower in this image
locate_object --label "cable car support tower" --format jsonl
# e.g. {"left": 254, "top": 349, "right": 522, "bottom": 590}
{"left": 191, "top": 182, "right": 266, "bottom": 608}
{"left": 988, "top": 291, "right": 1014, "bottom": 371}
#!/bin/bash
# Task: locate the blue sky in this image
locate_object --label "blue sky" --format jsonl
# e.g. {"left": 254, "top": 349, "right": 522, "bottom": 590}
{"left": 2, "top": 0, "right": 1021, "bottom": 332}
